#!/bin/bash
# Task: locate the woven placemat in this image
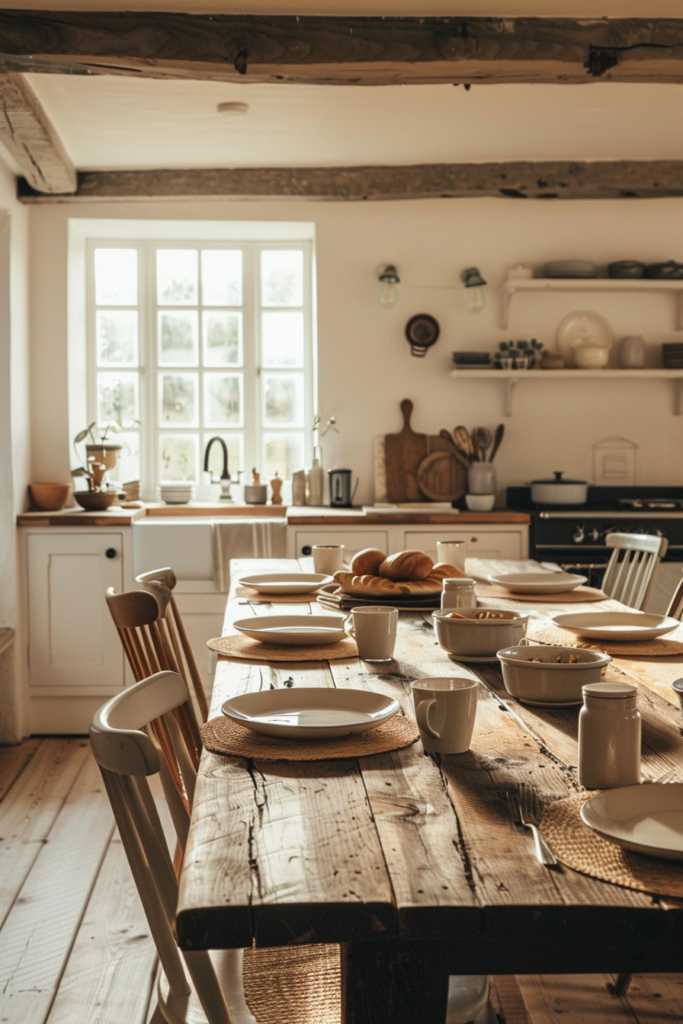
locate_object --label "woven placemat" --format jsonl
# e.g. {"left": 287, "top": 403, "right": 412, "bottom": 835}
{"left": 243, "top": 944, "right": 340, "bottom": 1024}
{"left": 201, "top": 712, "right": 419, "bottom": 761}
{"left": 207, "top": 634, "right": 358, "bottom": 661}
{"left": 476, "top": 584, "right": 607, "bottom": 603}
{"left": 236, "top": 585, "right": 322, "bottom": 604}
{"left": 528, "top": 624, "right": 683, "bottom": 657}
{"left": 540, "top": 791, "right": 683, "bottom": 899}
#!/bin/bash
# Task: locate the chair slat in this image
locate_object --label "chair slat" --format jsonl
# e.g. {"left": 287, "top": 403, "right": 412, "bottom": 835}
{"left": 602, "top": 533, "right": 667, "bottom": 610}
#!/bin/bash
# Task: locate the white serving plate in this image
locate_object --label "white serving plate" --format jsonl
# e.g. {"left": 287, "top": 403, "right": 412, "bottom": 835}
{"left": 553, "top": 611, "right": 680, "bottom": 642}
{"left": 221, "top": 687, "right": 399, "bottom": 739}
{"left": 581, "top": 783, "right": 683, "bottom": 860}
{"left": 232, "top": 614, "right": 348, "bottom": 645}
{"left": 488, "top": 571, "right": 587, "bottom": 594}
{"left": 238, "top": 572, "right": 333, "bottom": 595}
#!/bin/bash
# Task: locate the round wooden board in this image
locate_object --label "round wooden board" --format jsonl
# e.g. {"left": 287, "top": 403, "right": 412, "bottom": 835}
{"left": 416, "top": 449, "right": 467, "bottom": 502}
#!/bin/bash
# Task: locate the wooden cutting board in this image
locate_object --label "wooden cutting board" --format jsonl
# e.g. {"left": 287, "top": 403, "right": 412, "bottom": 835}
{"left": 416, "top": 450, "right": 467, "bottom": 502}
{"left": 382, "top": 399, "right": 457, "bottom": 502}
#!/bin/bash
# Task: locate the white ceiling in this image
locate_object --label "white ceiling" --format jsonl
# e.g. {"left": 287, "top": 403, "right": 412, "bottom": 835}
{"left": 24, "top": 75, "right": 683, "bottom": 170}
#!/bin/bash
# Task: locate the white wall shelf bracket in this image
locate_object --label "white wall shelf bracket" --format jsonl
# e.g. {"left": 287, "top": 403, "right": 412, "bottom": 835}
{"left": 501, "top": 278, "right": 683, "bottom": 331}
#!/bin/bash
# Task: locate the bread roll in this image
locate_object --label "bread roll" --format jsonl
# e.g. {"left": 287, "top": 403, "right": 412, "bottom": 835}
{"left": 350, "top": 548, "right": 387, "bottom": 576}
{"left": 378, "top": 550, "right": 433, "bottom": 582}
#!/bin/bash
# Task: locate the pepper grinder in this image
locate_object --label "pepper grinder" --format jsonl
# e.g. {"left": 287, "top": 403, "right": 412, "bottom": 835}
{"left": 270, "top": 473, "right": 283, "bottom": 506}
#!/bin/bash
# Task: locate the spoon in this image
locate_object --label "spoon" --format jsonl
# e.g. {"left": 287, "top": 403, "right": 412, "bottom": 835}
{"left": 473, "top": 427, "right": 493, "bottom": 462}
{"left": 453, "top": 425, "right": 474, "bottom": 462}
{"left": 489, "top": 423, "right": 505, "bottom": 462}
{"left": 439, "top": 430, "right": 471, "bottom": 470}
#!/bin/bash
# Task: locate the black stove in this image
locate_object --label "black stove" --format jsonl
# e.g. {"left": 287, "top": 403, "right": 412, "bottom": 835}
{"left": 507, "top": 486, "right": 683, "bottom": 586}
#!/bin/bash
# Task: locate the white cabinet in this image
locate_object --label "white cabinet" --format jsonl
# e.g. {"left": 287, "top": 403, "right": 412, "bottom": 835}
{"left": 291, "top": 529, "right": 390, "bottom": 561}
{"left": 404, "top": 528, "right": 524, "bottom": 562}
{"left": 287, "top": 523, "right": 528, "bottom": 563}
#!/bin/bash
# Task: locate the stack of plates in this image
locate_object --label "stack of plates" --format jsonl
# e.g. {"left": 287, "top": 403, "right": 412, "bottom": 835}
{"left": 488, "top": 571, "right": 587, "bottom": 595}
{"left": 317, "top": 583, "right": 440, "bottom": 612}
{"left": 543, "top": 260, "right": 597, "bottom": 279}
{"left": 238, "top": 572, "right": 333, "bottom": 595}
{"left": 663, "top": 343, "right": 683, "bottom": 369}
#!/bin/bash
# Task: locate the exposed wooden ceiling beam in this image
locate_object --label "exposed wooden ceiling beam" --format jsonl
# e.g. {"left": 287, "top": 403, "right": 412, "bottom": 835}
{"left": 1, "top": 14, "right": 683, "bottom": 85}
{"left": 16, "top": 161, "right": 683, "bottom": 203}
{"left": 0, "top": 72, "right": 74, "bottom": 193}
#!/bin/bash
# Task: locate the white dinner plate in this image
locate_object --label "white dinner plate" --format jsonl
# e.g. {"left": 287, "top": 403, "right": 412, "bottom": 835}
{"left": 581, "top": 783, "right": 683, "bottom": 860}
{"left": 553, "top": 611, "right": 680, "bottom": 642}
{"left": 238, "top": 572, "right": 333, "bottom": 595}
{"left": 232, "top": 614, "right": 348, "bottom": 645}
{"left": 488, "top": 571, "right": 587, "bottom": 594}
{"left": 221, "top": 687, "right": 400, "bottom": 739}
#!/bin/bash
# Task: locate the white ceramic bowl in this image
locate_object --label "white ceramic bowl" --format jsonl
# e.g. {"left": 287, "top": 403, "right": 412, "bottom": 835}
{"left": 497, "top": 644, "right": 611, "bottom": 706}
{"left": 433, "top": 607, "right": 528, "bottom": 659}
{"left": 572, "top": 345, "right": 610, "bottom": 369}
{"left": 159, "top": 485, "right": 195, "bottom": 505}
{"left": 465, "top": 493, "right": 496, "bottom": 511}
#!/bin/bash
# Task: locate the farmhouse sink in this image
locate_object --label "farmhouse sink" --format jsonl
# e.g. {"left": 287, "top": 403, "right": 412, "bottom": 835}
{"left": 133, "top": 517, "right": 218, "bottom": 580}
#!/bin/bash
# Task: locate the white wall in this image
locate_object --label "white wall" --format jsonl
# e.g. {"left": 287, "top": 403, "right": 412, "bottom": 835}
{"left": 28, "top": 195, "right": 683, "bottom": 507}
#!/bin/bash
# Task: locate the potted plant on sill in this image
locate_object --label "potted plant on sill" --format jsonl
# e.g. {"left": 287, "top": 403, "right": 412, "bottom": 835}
{"left": 71, "top": 421, "right": 125, "bottom": 510}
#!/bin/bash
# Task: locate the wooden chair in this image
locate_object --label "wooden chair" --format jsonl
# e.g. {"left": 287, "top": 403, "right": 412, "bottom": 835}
{"left": 601, "top": 533, "right": 668, "bottom": 610}
{"left": 89, "top": 671, "right": 256, "bottom": 1024}
{"left": 136, "top": 567, "right": 209, "bottom": 723}
{"left": 666, "top": 572, "right": 683, "bottom": 620}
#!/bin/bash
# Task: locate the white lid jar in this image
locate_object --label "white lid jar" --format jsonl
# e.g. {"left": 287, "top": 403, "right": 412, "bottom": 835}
{"left": 578, "top": 682, "right": 641, "bottom": 790}
{"left": 441, "top": 577, "right": 477, "bottom": 610}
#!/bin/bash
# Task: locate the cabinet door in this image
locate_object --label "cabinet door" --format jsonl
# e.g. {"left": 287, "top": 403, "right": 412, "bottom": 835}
{"left": 405, "top": 530, "right": 522, "bottom": 562}
{"left": 293, "top": 530, "right": 389, "bottom": 561}
{"left": 28, "top": 533, "right": 125, "bottom": 690}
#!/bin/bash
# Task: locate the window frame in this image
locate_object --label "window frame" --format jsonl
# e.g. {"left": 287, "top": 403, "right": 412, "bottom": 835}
{"left": 84, "top": 236, "right": 315, "bottom": 501}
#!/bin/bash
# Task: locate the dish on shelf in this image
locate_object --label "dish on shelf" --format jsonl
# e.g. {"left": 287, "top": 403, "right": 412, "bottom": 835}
{"left": 221, "top": 687, "right": 400, "bottom": 739}
{"left": 238, "top": 572, "right": 334, "bottom": 595}
{"left": 231, "top": 614, "right": 348, "bottom": 645}
{"left": 581, "top": 784, "right": 683, "bottom": 860}
{"left": 543, "top": 260, "right": 597, "bottom": 279}
{"left": 488, "top": 571, "right": 587, "bottom": 594}
{"left": 552, "top": 611, "right": 680, "bottom": 642}
{"left": 608, "top": 261, "right": 645, "bottom": 279}
{"left": 555, "top": 310, "right": 614, "bottom": 368}
{"left": 452, "top": 351, "right": 492, "bottom": 366}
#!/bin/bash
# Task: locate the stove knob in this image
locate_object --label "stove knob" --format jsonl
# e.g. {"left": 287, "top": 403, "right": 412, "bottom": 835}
{"left": 591, "top": 527, "right": 601, "bottom": 542}
{"left": 572, "top": 526, "right": 585, "bottom": 543}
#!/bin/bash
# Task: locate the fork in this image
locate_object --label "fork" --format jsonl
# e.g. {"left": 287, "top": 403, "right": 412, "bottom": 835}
{"left": 507, "top": 785, "right": 558, "bottom": 867}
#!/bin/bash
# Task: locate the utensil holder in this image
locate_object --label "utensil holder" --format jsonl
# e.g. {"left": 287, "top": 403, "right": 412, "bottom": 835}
{"left": 468, "top": 463, "right": 497, "bottom": 495}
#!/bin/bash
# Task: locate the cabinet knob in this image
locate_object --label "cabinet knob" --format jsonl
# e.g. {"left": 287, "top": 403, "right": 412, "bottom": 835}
{"left": 301, "top": 545, "right": 312, "bottom": 556}
{"left": 105, "top": 548, "right": 117, "bottom": 559}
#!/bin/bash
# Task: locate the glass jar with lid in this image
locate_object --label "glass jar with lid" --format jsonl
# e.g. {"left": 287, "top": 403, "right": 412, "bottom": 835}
{"left": 441, "top": 577, "right": 477, "bottom": 610}
{"left": 578, "top": 682, "right": 641, "bottom": 789}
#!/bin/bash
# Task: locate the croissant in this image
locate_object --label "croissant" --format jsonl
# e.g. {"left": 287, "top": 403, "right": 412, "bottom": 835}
{"left": 333, "top": 562, "right": 464, "bottom": 597}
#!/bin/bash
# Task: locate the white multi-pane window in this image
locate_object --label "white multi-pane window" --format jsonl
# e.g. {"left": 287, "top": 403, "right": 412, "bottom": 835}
{"left": 87, "top": 240, "right": 314, "bottom": 499}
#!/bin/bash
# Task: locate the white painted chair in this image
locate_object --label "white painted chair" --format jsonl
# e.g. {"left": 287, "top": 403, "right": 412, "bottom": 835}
{"left": 601, "top": 533, "right": 668, "bottom": 610}
{"left": 666, "top": 572, "right": 683, "bottom": 620}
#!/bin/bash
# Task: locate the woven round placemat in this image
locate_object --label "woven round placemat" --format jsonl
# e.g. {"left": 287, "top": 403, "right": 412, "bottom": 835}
{"left": 541, "top": 791, "right": 683, "bottom": 898}
{"left": 528, "top": 625, "right": 683, "bottom": 657}
{"left": 243, "top": 944, "right": 340, "bottom": 1024}
{"left": 476, "top": 584, "right": 607, "bottom": 603}
{"left": 236, "top": 585, "right": 323, "bottom": 604}
{"left": 207, "top": 634, "right": 358, "bottom": 661}
{"left": 201, "top": 712, "right": 419, "bottom": 761}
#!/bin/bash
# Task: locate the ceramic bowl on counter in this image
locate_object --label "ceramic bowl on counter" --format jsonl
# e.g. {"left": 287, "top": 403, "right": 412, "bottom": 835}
{"left": 159, "top": 484, "right": 195, "bottom": 505}
{"left": 496, "top": 644, "right": 611, "bottom": 707}
{"left": 465, "top": 494, "right": 496, "bottom": 511}
{"left": 433, "top": 607, "right": 529, "bottom": 662}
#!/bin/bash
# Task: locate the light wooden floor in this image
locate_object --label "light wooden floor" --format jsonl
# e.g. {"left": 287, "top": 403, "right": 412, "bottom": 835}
{"left": 0, "top": 738, "right": 682, "bottom": 1024}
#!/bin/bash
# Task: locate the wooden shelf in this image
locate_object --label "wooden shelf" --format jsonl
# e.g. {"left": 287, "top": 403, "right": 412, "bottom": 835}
{"left": 450, "top": 367, "right": 683, "bottom": 416}
{"left": 502, "top": 278, "right": 683, "bottom": 330}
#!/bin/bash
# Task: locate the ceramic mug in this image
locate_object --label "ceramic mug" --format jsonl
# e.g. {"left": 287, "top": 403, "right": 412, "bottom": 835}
{"left": 437, "top": 540, "right": 467, "bottom": 570}
{"left": 351, "top": 606, "right": 398, "bottom": 662}
{"left": 313, "top": 544, "right": 345, "bottom": 574}
{"left": 412, "top": 677, "right": 479, "bottom": 754}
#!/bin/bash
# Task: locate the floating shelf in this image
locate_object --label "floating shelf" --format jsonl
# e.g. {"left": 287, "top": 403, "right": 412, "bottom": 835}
{"left": 501, "top": 278, "right": 683, "bottom": 330}
{"left": 450, "top": 367, "right": 683, "bottom": 417}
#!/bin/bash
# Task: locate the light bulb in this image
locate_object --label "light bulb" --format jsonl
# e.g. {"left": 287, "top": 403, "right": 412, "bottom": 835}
{"left": 378, "top": 264, "right": 400, "bottom": 308}
{"left": 467, "top": 286, "right": 486, "bottom": 314}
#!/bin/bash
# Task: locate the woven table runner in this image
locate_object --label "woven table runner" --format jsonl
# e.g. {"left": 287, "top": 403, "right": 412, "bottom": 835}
{"left": 476, "top": 584, "right": 607, "bottom": 603}
{"left": 201, "top": 713, "right": 419, "bottom": 761}
{"left": 236, "top": 585, "right": 323, "bottom": 604}
{"left": 541, "top": 791, "right": 683, "bottom": 898}
{"left": 207, "top": 634, "right": 358, "bottom": 661}
{"left": 528, "top": 625, "right": 683, "bottom": 657}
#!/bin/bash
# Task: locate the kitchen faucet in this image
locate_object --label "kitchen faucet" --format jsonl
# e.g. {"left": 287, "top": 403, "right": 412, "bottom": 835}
{"left": 203, "top": 436, "right": 234, "bottom": 502}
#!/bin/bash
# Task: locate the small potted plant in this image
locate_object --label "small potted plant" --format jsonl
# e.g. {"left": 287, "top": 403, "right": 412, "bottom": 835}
{"left": 71, "top": 422, "right": 125, "bottom": 510}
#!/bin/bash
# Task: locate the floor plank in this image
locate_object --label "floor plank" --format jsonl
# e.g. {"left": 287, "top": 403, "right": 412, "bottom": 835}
{"left": 0, "top": 738, "right": 42, "bottom": 801}
{"left": 621, "top": 971, "right": 683, "bottom": 1022}
{"left": 0, "top": 753, "right": 114, "bottom": 1024}
{"left": 516, "top": 975, "right": 639, "bottom": 1024}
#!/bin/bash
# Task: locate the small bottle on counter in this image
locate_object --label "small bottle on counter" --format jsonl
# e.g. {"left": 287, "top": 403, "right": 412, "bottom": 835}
{"left": 578, "top": 682, "right": 641, "bottom": 790}
{"left": 305, "top": 448, "right": 324, "bottom": 506}
{"left": 441, "top": 577, "right": 477, "bottom": 610}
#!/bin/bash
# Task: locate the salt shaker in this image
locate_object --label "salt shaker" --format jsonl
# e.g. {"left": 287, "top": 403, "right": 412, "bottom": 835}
{"left": 578, "top": 682, "right": 641, "bottom": 789}
{"left": 441, "top": 577, "right": 477, "bottom": 610}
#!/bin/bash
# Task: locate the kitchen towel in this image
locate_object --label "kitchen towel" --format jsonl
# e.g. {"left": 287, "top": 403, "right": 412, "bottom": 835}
{"left": 212, "top": 519, "right": 287, "bottom": 592}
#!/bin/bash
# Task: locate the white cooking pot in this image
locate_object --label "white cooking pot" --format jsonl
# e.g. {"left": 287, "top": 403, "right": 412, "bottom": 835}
{"left": 530, "top": 472, "right": 588, "bottom": 506}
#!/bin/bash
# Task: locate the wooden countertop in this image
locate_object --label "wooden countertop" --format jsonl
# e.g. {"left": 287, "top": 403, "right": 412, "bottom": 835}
{"left": 286, "top": 509, "right": 530, "bottom": 525}
{"left": 16, "top": 507, "right": 147, "bottom": 526}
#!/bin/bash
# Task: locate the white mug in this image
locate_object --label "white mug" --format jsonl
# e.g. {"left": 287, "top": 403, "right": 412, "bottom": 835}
{"left": 351, "top": 606, "right": 398, "bottom": 662}
{"left": 313, "top": 544, "right": 345, "bottom": 574}
{"left": 412, "top": 677, "right": 479, "bottom": 754}
{"left": 436, "top": 541, "right": 467, "bottom": 571}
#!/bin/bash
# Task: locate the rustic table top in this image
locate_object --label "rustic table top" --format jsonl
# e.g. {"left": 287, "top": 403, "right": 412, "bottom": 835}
{"left": 176, "top": 557, "right": 683, "bottom": 1022}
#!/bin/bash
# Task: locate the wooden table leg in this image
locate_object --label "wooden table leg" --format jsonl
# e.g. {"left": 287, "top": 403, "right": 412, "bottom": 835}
{"left": 341, "top": 939, "right": 450, "bottom": 1024}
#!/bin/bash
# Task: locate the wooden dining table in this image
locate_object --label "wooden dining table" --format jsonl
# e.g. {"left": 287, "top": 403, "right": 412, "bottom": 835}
{"left": 176, "top": 557, "right": 683, "bottom": 1024}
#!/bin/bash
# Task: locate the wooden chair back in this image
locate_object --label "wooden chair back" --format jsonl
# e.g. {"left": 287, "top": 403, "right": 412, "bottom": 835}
{"left": 89, "top": 672, "right": 233, "bottom": 1024}
{"left": 666, "top": 573, "right": 683, "bottom": 620}
{"left": 136, "top": 567, "right": 209, "bottom": 724}
{"left": 602, "top": 532, "right": 668, "bottom": 610}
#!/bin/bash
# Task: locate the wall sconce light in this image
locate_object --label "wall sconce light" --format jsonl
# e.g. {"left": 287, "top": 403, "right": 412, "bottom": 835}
{"left": 378, "top": 264, "right": 400, "bottom": 308}
{"left": 462, "top": 267, "right": 487, "bottom": 314}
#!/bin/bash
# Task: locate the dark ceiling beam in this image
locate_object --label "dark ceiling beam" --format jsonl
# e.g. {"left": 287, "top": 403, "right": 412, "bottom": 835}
{"left": 2, "top": 14, "right": 683, "bottom": 85}
{"left": 16, "top": 161, "right": 683, "bottom": 203}
{"left": 0, "top": 72, "right": 75, "bottom": 192}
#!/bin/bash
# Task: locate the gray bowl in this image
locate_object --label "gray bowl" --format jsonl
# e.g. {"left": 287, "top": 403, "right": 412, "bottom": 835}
{"left": 497, "top": 644, "right": 611, "bottom": 706}
{"left": 433, "top": 607, "right": 528, "bottom": 658}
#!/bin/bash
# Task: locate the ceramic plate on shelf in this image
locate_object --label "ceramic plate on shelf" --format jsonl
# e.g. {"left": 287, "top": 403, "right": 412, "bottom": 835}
{"left": 238, "top": 572, "right": 333, "bottom": 595}
{"left": 488, "top": 572, "right": 587, "bottom": 594}
{"left": 221, "top": 687, "right": 400, "bottom": 739}
{"left": 581, "top": 784, "right": 683, "bottom": 860}
{"left": 553, "top": 611, "right": 680, "bottom": 642}
{"left": 556, "top": 310, "right": 614, "bottom": 368}
{"left": 232, "top": 614, "right": 348, "bottom": 645}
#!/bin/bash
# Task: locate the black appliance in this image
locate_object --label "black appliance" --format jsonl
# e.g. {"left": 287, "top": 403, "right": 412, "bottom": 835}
{"left": 328, "top": 468, "right": 357, "bottom": 508}
{"left": 507, "top": 485, "right": 683, "bottom": 588}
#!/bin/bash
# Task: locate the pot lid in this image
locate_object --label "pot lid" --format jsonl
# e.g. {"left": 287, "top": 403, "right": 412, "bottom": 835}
{"left": 531, "top": 471, "right": 588, "bottom": 486}
{"left": 582, "top": 682, "right": 637, "bottom": 699}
